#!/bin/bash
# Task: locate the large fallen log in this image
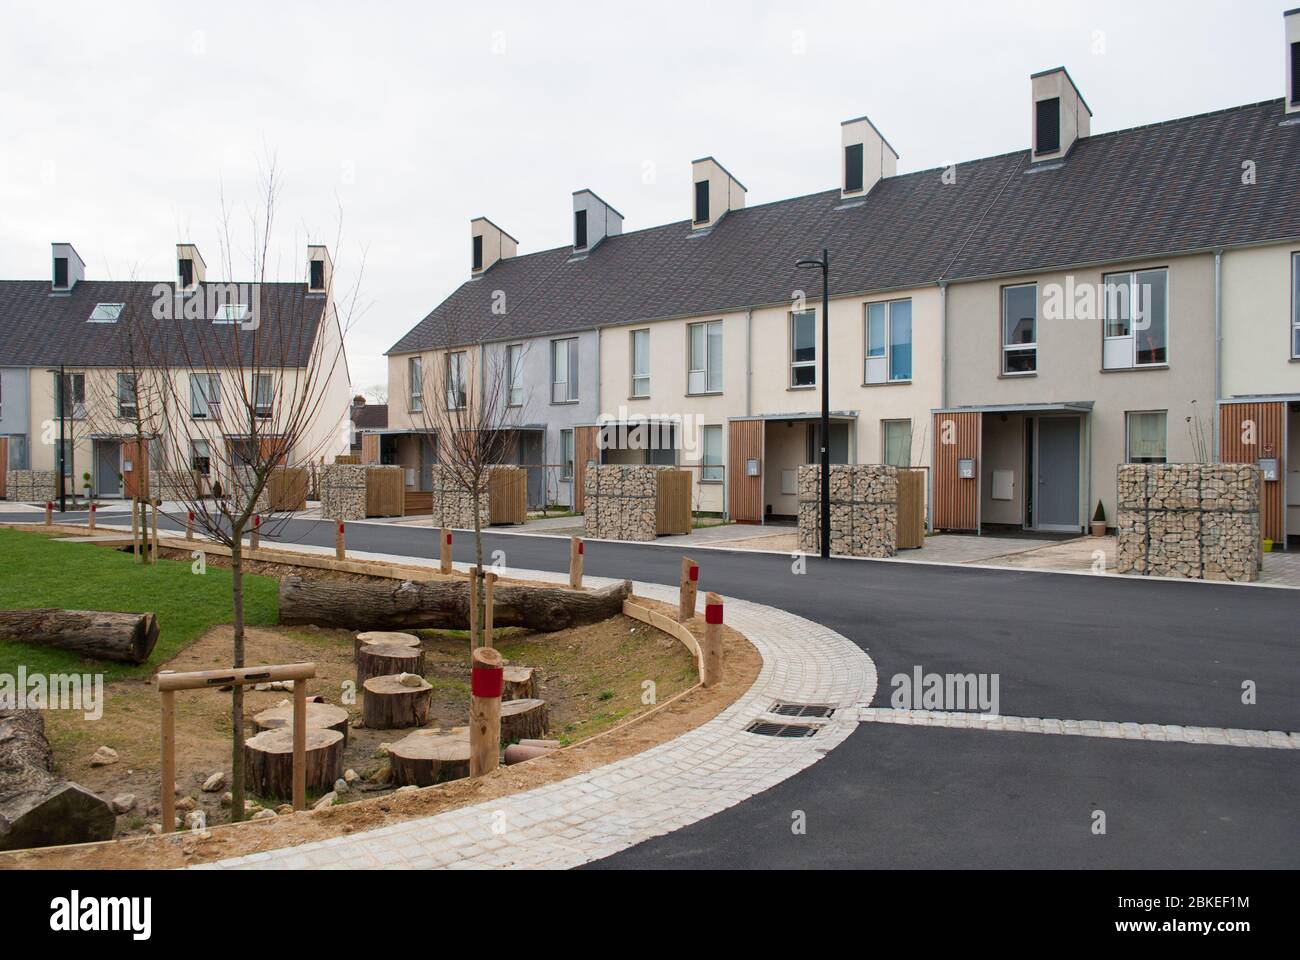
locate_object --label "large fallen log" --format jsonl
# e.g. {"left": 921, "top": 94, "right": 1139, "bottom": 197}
{"left": 0, "top": 609, "right": 159, "bottom": 664}
{"left": 279, "top": 576, "right": 632, "bottom": 633}
{"left": 0, "top": 710, "right": 116, "bottom": 851}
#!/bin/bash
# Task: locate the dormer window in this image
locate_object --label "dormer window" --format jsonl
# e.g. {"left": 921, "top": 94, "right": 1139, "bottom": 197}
{"left": 844, "top": 143, "right": 864, "bottom": 193}
{"left": 53, "top": 257, "right": 68, "bottom": 288}
{"left": 574, "top": 209, "right": 588, "bottom": 250}
{"left": 1035, "top": 97, "right": 1061, "bottom": 155}
{"left": 88, "top": 303, "right": 124, "bottom": 323}
{"left": 179, "top": 258, "right": 194, "bottom": 289}
{"left": 310, "top": 259, "right": 325, "bottom": 290}
{"left": 693, "top": 181, "right": 709, "bottom": 224}
{"left": 472, "top": 235, "right": 484, "bottom": 272}
{"left": 212, "top": 303, "right": 249, "bottom": 324}
{"left": 1292, "top": 41, "right": 1300, "bottom": 104}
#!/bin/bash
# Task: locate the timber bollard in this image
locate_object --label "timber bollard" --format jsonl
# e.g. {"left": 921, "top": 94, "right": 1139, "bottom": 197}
{"left": 186, "top": 511, "right": 194, "bottom": 541}
{"left": 701, "top": 592, "right": 724, "bottom": 688}
{"left": 88, "top": 502, "right": 97, "bottom": 531}
{"left": 440, "top": 528, "right": 452, "bottom": 574}
{"left": 468, "top": 567, "right": 481, "bottom": 643}
{"left": 570, "top": 536, "right": 584, "bottom": 589}
{"left": 250, "top": 514, "right": 261, "bottom": 551}
{"left": 335, "top": 521, "right": 346, "bottom": 560}
{"left": 484, "top": 571, "right": 497, "bottom": 648}
{"left": 469, "top": 645, "right": 504, "bottom": 778}
{"left": 679, "top": 556, "right": 699, "bottom": 620}
{"left": 150, "top": 498, "right": 159, "bottom": 565}
{"left": 44, "top": 501, "right": 53, "bottom": 526}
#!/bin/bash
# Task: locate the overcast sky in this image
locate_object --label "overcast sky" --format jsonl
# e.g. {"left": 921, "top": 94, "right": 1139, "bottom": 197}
{"left": 0, "top": 0, "right": 1291, "bottom": 395}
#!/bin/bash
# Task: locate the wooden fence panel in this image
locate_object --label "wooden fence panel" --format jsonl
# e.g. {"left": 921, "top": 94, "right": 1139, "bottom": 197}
{"left": 267, "top": 467, "right": 309, "bottom": 512}
{"left": 365, "top": 466, "right": 404, "bottom": 518}
{"left": 897, "top": 468, "right": 927, "bottom": 549}
{"left": 488, "top": 467, "right": 528, "bottom": 525}
{"left": 656, "top": 470, "right": 692, "bottom": 535}
{"left": 1220, "top": 401, "right": 1284, "bottom": 546}
{"left": 573, "top": 426, "right": 600, "bottom": 513}
{"left": 932, "top": 412, "right": 980, "bottom": 531}
{"left": 727, "top": 419, "right": 763, "bottom": 523}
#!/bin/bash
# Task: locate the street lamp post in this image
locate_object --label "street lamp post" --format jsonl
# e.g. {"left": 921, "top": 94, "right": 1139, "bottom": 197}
{"left": 797, "top": 249, "right": 831, "bottom": 559}
{"left": 56, "top": 365, "right": 67, "bottom": 514}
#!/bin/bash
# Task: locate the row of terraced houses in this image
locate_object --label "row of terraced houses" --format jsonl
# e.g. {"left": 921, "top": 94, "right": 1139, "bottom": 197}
{"left": 366, "top": 12, "right": 1300, "bottom": 547}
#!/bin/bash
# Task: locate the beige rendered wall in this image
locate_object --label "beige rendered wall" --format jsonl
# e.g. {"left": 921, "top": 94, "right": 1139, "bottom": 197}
{"left": 386, "top": 343, "right": 484, "bottom": 433}
{"left": 1221, "top": 241, "right": 1300, "bottom": 399}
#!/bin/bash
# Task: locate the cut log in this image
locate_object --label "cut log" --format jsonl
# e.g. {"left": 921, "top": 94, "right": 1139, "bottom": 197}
{"left": 499, "top": 698, "right": 549, "bottom": 745}
{"left": 504, "top": 743, "right": 556, "bottom": 765}
{"left": 362, "top": 675, "right": 432, "bottom": 729}
{"left": 0, "top": 710, "right": 116, "bottom": 851}
{"left": 356, "top": 643, "right": 424, "bottom": 685}
{"left": 502, "top": 665, "right": 537, "bottom": 701}
{"left": 243, "top": 728, "right": 343, "bottom": 801}
{"left": 353, "top": 631, "right": 421, "bottom": 658}
{"left": 388, "top": 729, "right": 471, "bottom": 787}
{"left": 279, "top": 576, "right": 632, "bottom": 633}
{"left": 0, "top": 609, "right": 159, "bottom": 664}
{"left": 253, "top": 701, "right": 351, "bottom": 746}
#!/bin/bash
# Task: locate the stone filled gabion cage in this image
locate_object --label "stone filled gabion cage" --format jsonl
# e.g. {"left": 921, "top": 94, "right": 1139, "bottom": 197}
{"left": 1115, "top": 463, "right": 1261, "bottom": 582}
{"left": 318, "top": 463, "right": 369, "bottom": 521}
{"left": 427, "top": 465, "right": 492, "bottom": 530}
{"left": 583, "top": 465, "right": 664, "bottom": 542}
{"left": 797, "top": 464, "right": 898, "bottom": 558}
{"left": 4, "top": 470, "right": 58, "bottom": 503}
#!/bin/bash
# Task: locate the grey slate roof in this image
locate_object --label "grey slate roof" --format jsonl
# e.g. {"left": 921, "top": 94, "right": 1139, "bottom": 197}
{"left": 0, "top": 280, "right": 327, "bottom": 368}
{"left": 352, "top": 403, "right": 388, "bottom": 430}
{"left": 389, "top": 98, "right": 1300, "bottom": 355}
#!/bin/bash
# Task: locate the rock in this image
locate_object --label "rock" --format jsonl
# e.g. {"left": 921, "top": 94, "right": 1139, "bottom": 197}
{"left": 175, "top": 795, "right": 198, "bottom": 812}
{"left": 110, "top": 794, "right": 137, "bottom": 815}
{"left": 184, "top": 810, "right": 206, "bottom": 829}
{"left": 395, "top": 785, "right": 419, "bottom": 794}
{"left": 368, "top": 764, "right": 391, "bottom": 785}
{"left": 202, "top": 771, "right": 226, "bottom": 792}
{"left": 351, "top": 718, "right": 365, "bottom": 729}
{"left": 244, "top": 799, "right": 260, "bottom": 812}
{"left": 275, "top": 803, "right": 294, "bottom": 815}
{"left": 396, "top": 672, "right": 424, "bottom": 688}
{"left": 343, "top": 768, "right": 360, "bottom": 784}
{"left": 148, "top": 823, "right": 163, "bottom": 835}
{"left": 89, "top": 746, "right": 119, "bottom": 766}
{"left": 334, "top": 778, "right": 350, "bottom": 794}
{"left": 251, "top": 808, "right": 277, "bottom": 820}
{"left": 220, "top": 791, "right": 233, "bottom": 807}
{"left": 375, "top": 742, "right": 392, "bottom": 758}
{"left": 313, "top": 792, "right": 337, "bottom": 810}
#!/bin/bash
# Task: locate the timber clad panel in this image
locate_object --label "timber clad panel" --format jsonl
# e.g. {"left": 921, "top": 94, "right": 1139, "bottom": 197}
{"left": 365, "top": 466, "right": 404, "bottom": 518}
{"left": 573, "top": 425, "right": 600, "bottom": 513}
{"left": 932, "top": 412, "right": 980, "bottom": 531}
{"left": 360, "top": 434, "right": 380, "bottom": 465}
{"left": 1220, "top": 402, "right": 1284, "bottom": 545}
{"left": 728, "top": 419, "right": 763, "bottom": 523}
{"left": 122, "top": 438, "right": 149, "bottom": 500}
{"left": 655, "top": 470, "right": 692, "bottom": 535}
{"left": 897, "top": 469, "right": 927, "bottom": 548}
{"left": 488, "top": 467, "right": 528, "bottom": 525}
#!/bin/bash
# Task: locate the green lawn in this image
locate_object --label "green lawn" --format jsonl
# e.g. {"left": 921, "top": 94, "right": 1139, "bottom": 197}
{"left": 0, "top": 528, "right": 279, "bottom": 681}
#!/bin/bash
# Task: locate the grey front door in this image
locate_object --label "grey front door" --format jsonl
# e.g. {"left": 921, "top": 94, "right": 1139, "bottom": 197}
{"left": 1036, "top": 417, "right": 1080, "bottom": 531}
{"left": 95, "top": 441, "right": 122, "bottom": 498}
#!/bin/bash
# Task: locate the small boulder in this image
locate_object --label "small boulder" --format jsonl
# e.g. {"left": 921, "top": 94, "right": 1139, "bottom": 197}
{"left": 375, "top": 742, "right": 391, "bottom": 758}
{"left": 202, "top": 771, "right": 226, "bottom": 793}
{"left": 396, "top": 672, "right": 423, "bottom": 688}
{"left": 110, "top": 794, "right": 137, "bottom": 815}
{"left": 313, "top": 792, "right": 337, "bottom": 811}
{"left": 175, "top": 795, "right": 198, "bottom": 812}
{"left": 333, "top": 778, "right": 350, "bottom": 795}
{"left": 396, "top": 785, "right": 419, "bottom": 794}
{"left": 343, "top": 768, "right": 360, "bottom": 784}
{"left": 250, "top": 808, "right": 277, "bottom": 820}
{"left": 89, "top": 745, "right": 119, "bottom": 766}
{"left": 184, "top": 810, "right": 206, "bottom": 830}
{"left": 220, "top": 792, "right": 233, "bottom": 807}
{"left": 275, "top": 803, "right": 294, "bottom": 815}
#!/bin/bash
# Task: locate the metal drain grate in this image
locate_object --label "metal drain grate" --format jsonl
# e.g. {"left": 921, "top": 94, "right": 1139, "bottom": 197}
{"left": 769, "top": 702, "right": 836, "bottom": 719}
{"left": 746, "top": 720, "right": 820, "bottom": 738}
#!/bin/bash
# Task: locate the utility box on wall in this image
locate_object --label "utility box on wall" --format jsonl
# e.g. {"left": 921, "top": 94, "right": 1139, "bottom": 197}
{"left": 957, "top": 458, "right": 975, "bottom": 480}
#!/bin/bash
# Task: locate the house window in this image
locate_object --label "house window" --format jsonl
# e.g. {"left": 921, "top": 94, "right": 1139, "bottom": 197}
{"left": 5, "top": 435, "right": 29, "bottom": 470}
{"left": 687, "top": 320, "right": 722, "bottom": 394}
{"left": 88, "top": 303, "right": 123, "bottom": 323}
{"left": 694, "top": 180, "right": 709, "bottom": 224}
{"left": 701, "top": 425, "right": 723, "bottom": 482}
{"left": 309, "top": 260, "right": 325, "bottom": 290}
{"left": 551, "top": 338, "right": 579, "bottom": 403}
{"left": 883, "top": 420, "right": 913, "bottom": 468}
{"left": 53, "top": 257, "right": 68, "bottom": 288}
{"left": 446, "top": 352, "right": 467, "bottom": 410}
{"left": 631, "top": 329, "right": 650, "bottom": 398}
{"left": 1103, "top": 268, "right": 1168, "bottom": 369}
{"left": 506, "top": 343, "right": 524, "bottom": 407}
{"left": 790, "top": 310, "right": 817, "bottom": 387}
{"left": 179, "top": 258, "right": 194, "bottom": 289}
{"left": 212, "top": 302, "right": 249, "bottom": 324}
{"left": 1002, "top": 284, "right": 1038, "bottom": 374}
{"left": 253, "top": 374, "right": 274, "bottom": 419}
{"left": 472, "top": 235, "right": 483, "bottom": 271}
{"left": 191, "top": 440, "right": 211, "bottom": 477}
{"left": 1126, "top": 411, "right": 1167, "bottom": 464}
{"left": 574, "top": 209, "right": 588, "bottom": 250}
{"left": 1292, "top": 253, "right": 1299, "bottom": 359}
{"left": 844, "top": 142, "right": 864, "bottom": 193}
{"left": 1292, "top": 41, "right": 1300, "bottom": 105}
{"left": 57, "top": 372, "right": 86, "bottom": 418}
{"left": 117, "top": 373, "right": 137, "bottom": 419}
{"left": 560, "top": 428, "right": 574, "bottom": 481}
{"left": 1035, "top": 98, "right": 1060, "bottom": 154}
{"left": 190, "top": 373, "right": 220, "bottom": 418}
{"left": 407, "top": 357, "right": 423, "bottom": 412}
{"left": 864, "top": 299, "right": 912, "bottom": 383}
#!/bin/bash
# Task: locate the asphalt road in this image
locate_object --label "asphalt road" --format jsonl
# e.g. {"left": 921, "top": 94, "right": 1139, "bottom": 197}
{"left": 7, "top": 509, "right": 1298, "bottom": 868}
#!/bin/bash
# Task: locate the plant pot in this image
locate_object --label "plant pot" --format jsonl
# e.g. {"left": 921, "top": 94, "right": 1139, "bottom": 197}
{"left": 1090, "top": 522, "right": 1107, "bottom": 537}
{"left": 1262, "top": 539, "right": 1273, "bottom": 553}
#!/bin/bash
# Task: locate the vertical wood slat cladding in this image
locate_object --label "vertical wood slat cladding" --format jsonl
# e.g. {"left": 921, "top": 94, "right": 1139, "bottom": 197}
{"left": 360, "top": 433, "right": 380, "bottom": 465}
{"left": 1219, "top": 401, "right": 1284, "bottom": 545}
{"left": 728, "top": 419, "right": 764, "bottom": 523}
{"left": 573, "top": 425, "right": 600, "bottom": 513}
{"left": 931, "top": 412, "right": 981, "bottom": 531}
{"left": 122, "top": 438, "right": 149, "bottom": 500}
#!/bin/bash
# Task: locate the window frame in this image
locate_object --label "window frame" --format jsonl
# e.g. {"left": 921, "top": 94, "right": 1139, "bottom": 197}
{"left": 863, "top": 298, "right": 913, "bottom": 384}
{"left": 701, "top": 424, "right": 723, "bottom": 482}
{"left": 506, "top": 343, "right": 524, "bottom": 407}
{"left": 1035, "top": 97, "right": 1061, "bottom": 155}
{"left": 550, "top": 338, "right": 579, "bottom": 404}
{"left": 57, "top": 372, "right": 86, "bottom": 419}
{"left": 408, "top": 356, "right": 423, "bottom": 413}
{"left": 1102, "top": 267, "right": 1169, "bottom": 370}
{"left": 445, "top": 352, "right": 467, "bottom": 411}
{"left": 687, "top": 320, "right": 722, "bottom": 395}
{"left": 116, "top": 372, "right": 138, "bottom": 420}
{"left": 1125, "top": 410, "right": 1168, "bottom": 465}
{"left": 559, "top": 428, "right": 574, "bottom": 481}
{"left": 693, "top": 180, "right": 709, "bottom": 224}
{"left": 630, "top": 328, "right": 651, "bottom": 398}
{"left": 252, "top": 373, "right": 274, "bottom": 420}
{"left": 789, "top": 310, "right": 817, "bottom": 389}
{"left": 212, "top": 302, "right": 250, "bottom": 325}
{"left": 574, "top": 209, "right": 588, "bottom": 250}
{"left": 844, "top": 142, "right": 864, "bottom": 193}
{"left": 882, "top": 419, "right": 913, "bottom": 468}
{"left": 88, "top": 303, "right": 124, "bottom": 323}
{"left": 472, "top": 235, "right": 483, "bottom": 271}
{"left": 191, "top": 439, "right": 212, "bottom": 477}
{"left": 1001, "top": 283, "right": 1038, "bottom": 376}
{"left": 1291, "top": 252, "right": 1299, "bottom": 360}
{"left": 190, "top": 372, "right": 220, "bottom": 419}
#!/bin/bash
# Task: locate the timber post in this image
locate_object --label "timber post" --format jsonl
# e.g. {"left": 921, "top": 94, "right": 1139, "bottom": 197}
{"left": 701, "top": 592, "right": 725, "bottom": 688}
{"left": 569, "top": 536, "right": 584, "bottom": 589}
{"left": 679, "top": 556, "right": 699, "bottom": 620}
{"left": 469, "top": 645, "right": 504, "bottom": 778}
{"left": 439, "top": 528, "right": 453, "bottom": 574}
{"left": 335, "top": 521, "right": 345, "bottom": 560}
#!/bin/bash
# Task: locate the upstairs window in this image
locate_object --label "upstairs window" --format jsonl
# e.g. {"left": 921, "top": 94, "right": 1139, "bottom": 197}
{"left": 1035, "top": 98, "right": 1061, "bottom": 155}
{"left": 1292, "top": 41, "right": 1300, "bottom": 105}
{"left": 88, "top": 303, "right": 123, "bottom": 323}
{"left": 844, "top": 142, "right": 864, "bottom": 193}
{"left": 506, "top": 343, "right": 523, "bottom": 407}
{"left": 865, "top": 299, "right": 912, "bottom": 383}
{"left": 687, "top": 320, "right": 722, "bottom": 394}
{"left": 574, "top": 209, "right": 588, "bottom": 249}
{"left": 790, "top": 310, "right": 817, "bottom": 387}
{"left": 309, "top": 259, "right": 325, "bottom": 290}
{"left": 212, "top": 302, "right": 249, "bottom": 324}
{"left": 1002, "top": 284, "right": 1038, "bottom": 375}
{"left": 1103, "top": 268, "right": 1168, "bottom": 369}
{"left": 1292, "top": 253, "right": 1299, "bottom": 359}
{"left": 116, "top": 373, "right": 137, "bottom": 419}
{"left": 253, "top": 374, "right": 274, "bottom": 419}
{"left": 190, "top": 372, "right": 221, "bottom": 418}
{"left": 693, "top": 180, "right": 709, "bottom": 224}
{"left": 551, "top": 338, "right": 579, "bottom": 403}
{"left": 408, "top": 356, "right": 423, "bottom": 413}
{"left": 472, "top": 235, "right": 484, "bottom": 271}
{"left": 446, "top": 351, "right": 467, "bottom": 410}
{"left": 631, "top": 329, "right": 650, "bottom": 398}
{"left": 57, "top": 372, "right": 86, "bottom": 418}
{"left": 53, "top": 257, "right": 69, "bottom": 288}
{"left": 178, "top": 258, "right": 194, "bottom": 288}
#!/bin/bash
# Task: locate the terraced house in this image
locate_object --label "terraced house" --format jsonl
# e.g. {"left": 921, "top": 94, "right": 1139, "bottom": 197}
{"left": 380, "top": 10, "right": 1300, "bottom": 544}
{"left": 0, "top": 242, "right": 353, "bottom": 502}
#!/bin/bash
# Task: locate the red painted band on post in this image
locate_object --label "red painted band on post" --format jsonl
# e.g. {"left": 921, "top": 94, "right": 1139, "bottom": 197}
{"left": 471, "top": 666, "right": 504, "bottom": 699}
{"left": 578, "top": 541, "right": 584, "bottom": 555}
{"left": 705, "top": 603, "right": 724, "bottom": 625}
{"left": 445, "top": 532, "right": 452, "bottom": 545}
{"left": 189, "top": 511, "right": 195, "bottom": 521}
{"left": 338, "top": 522, "right": 345, "bottom": 534}
{"left": 254, "top": 515, "right": 261, "bottom": 528}
{"left": 689, "top": 565, "right": 699, "bottom": 582}
{"left": 90, "top": 503, "right": 96, "bottom": 512}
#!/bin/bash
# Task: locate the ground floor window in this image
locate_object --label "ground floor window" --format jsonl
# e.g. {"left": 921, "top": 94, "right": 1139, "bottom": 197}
{"left": 5, "top": 435, "right": 28, "bottom": 470}
{"left": 701, "top": 424, "right": 723, "bottom": 481}
{"left": 191, "top": 440, "right": 212, "bottom": 477}
{"left": 1126, "top": 410, "right": 1167, "bottom": 463}
{"left": 560, "top": 429, "right": 574, "bottom": 480}
{"left": 883, "top": 419, "right": 913, "bottom": 467}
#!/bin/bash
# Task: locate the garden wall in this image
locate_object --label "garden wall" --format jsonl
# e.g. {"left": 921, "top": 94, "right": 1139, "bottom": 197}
{"left": 583, "top": 465, "right": 663, "bottom": 542}
{"left": 428, "top": 466, "right": 491, "bottom": 530}
{"left": 319, "top": 463, "right": 368, "bottom": 521}
{"left": 1115, "top": 463, "right": 1261, "bottom": 582}
{"left": 797, "top": 464, "right": 898, "bottom": 558}
{"left": 4, "top": 470, "right": 57, "bottom": 503}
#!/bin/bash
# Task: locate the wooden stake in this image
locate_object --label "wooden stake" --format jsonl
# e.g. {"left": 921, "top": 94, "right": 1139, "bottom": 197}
{"left": 44, "top": 501, "right": 52, "bottom": 526}
{"left": 484, "top": 571, "right": 496, "bottom": 648}
{"left": 88, "top": 502, "right": 96, "bottom": 531}
{"left": 679, "top": 556, "right": 699, "bottom": 621}
{"left": 250, "top": 514, "right": 261, "bottom": 552}
{"left": 186, "top": 510, "right": 194, "bottom": 541}
{"left": 569, "top": 536, "right": 584, "bottom": 589}
{"left": 468, "top": 567, "right": 481, "bottom": 647}
{"left": 701, "top": 593, "right": 724, "bottom": 688}
{"left": 292, "top": 678, "right": 307, "bottom": 812}
{"left": 150, "top": 499, "right": 159, "bottom": 565}
{"left": 160, "top": 688, "right": 176, "bottom": 831}
{"left": 130, "top": 499, "right": 140, "bottom": 559}
{"left": 469, "top": 645, "right": 503, "bottom": 778}
{"left": 335, "top": 521, "right": 345, "bottom": 560}
{"left": 439, "top": 528, "right": 453, "bottom": 574}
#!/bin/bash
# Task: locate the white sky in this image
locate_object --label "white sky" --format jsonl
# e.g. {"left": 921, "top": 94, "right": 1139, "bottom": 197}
{"left": 0, "top": 0, "right": 1291, "bottom": 395}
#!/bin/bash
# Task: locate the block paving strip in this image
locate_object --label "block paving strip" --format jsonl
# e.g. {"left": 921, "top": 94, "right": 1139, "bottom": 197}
{"left": 196, "top": 560, "right": 878, "bottom": 870}
{"left": 857, "top": 708, "right": 1299, "bottom": 749}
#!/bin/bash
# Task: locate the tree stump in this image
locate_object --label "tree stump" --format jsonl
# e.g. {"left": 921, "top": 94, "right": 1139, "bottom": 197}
{"left": 362, "top": 675, "right": 432, "bottom": 729}
{"left": 354, "top": 631, "right": 421, "bottom": 658}
{"left": 356, "top": 643, "right": 424, "bottom": 685}
{"left": 252, "top": 701, "right": 351, "bottom": 746}
{"left": 388, "top": 729, "right": 471, "bottom": 787}
{"left": 502, "top": 665, "right": 537, "bottom": 701}
{"left": 499, "top": 698, "right": 549, "bottom": 744}
{"left": 0, "top": 609, "right": 159, "bottom": 664}
{"left": 244, "top": 728, "right": 344, "bottom": 801}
